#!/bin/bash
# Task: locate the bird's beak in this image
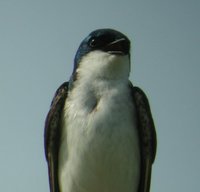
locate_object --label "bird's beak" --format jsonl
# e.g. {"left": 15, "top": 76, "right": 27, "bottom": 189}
{"left": 103, "top": 38, "right": 130, "bottom": 55}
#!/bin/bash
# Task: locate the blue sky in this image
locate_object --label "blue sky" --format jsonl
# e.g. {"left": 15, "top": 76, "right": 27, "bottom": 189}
{"left": 0, "top": 0, "right": 199, "bottom": 191}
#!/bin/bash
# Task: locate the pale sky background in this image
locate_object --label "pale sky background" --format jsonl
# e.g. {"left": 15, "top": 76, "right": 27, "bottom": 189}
{"left": 0, "top": 0, "right": 200, "bottom": 191}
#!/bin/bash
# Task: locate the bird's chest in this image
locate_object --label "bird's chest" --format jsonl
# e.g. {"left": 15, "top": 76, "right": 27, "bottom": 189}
{"left": 63, "top": 86, "right": 137, "bottom": 153}
{"left": 59, "top": 85, "right": 140, "bottom": 192}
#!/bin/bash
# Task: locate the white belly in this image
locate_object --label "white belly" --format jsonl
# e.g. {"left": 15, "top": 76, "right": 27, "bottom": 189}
{"left": 58, "top": 82, "right": 141, "bottom": 192}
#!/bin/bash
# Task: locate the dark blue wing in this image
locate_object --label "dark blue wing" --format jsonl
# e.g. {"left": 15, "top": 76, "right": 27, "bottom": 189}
{"left": 44, "top": 82, "right": 69, "bottom": 192}
{"left": 129, "top": 82, "right": 157, "bottom": 192}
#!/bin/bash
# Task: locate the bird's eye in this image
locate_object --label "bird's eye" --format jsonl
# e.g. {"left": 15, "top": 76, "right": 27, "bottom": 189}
{"left": 89, "top": 38, "right": 99, "bottom": 48}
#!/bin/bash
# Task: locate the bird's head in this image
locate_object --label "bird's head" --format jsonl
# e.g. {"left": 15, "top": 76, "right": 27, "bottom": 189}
{"left": 72, "top": 29, "right": 131, "bottom": 82}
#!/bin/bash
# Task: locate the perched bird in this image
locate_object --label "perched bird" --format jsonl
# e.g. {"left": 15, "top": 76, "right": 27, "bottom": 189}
{"left": 44, "top": 29, "right": 157, "bottom": 192}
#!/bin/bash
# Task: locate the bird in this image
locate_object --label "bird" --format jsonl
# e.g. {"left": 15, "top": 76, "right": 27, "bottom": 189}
{"left": 44, "top": 28, "right": 157, "bottom": 192}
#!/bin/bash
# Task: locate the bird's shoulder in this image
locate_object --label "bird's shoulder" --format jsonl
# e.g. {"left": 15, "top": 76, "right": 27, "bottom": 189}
{"left": 44, "top": 81, "right": 69, "bottom": 160}
{"left": 129, "top": 82, "right": 157, "bottom": 162}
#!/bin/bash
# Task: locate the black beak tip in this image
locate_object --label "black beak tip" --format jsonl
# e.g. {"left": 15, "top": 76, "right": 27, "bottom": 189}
{"left": 103, "top": 39, "right": 130, "bottom": 55}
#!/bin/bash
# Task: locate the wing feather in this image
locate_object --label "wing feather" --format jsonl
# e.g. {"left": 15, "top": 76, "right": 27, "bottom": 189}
{"left": 44, "top": 82, "right": 69, "bottom": 192}
{"left": 129, "top": 83, "right": 157, "bottom": 192}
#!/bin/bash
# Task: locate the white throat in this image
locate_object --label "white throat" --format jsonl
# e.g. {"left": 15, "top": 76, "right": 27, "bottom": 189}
{"left": 76, "top": 50, "right": 130, "bottom": 81}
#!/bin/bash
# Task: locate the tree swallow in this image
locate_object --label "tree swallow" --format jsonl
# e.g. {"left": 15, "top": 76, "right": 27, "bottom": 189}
{"left": 44, "top": 28, "right": 157, "bottom": 192}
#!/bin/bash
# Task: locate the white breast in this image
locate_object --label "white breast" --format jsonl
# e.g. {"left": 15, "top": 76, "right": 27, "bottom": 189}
{"left": 58, "top": 78, "right": 141, "bottom": 192}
